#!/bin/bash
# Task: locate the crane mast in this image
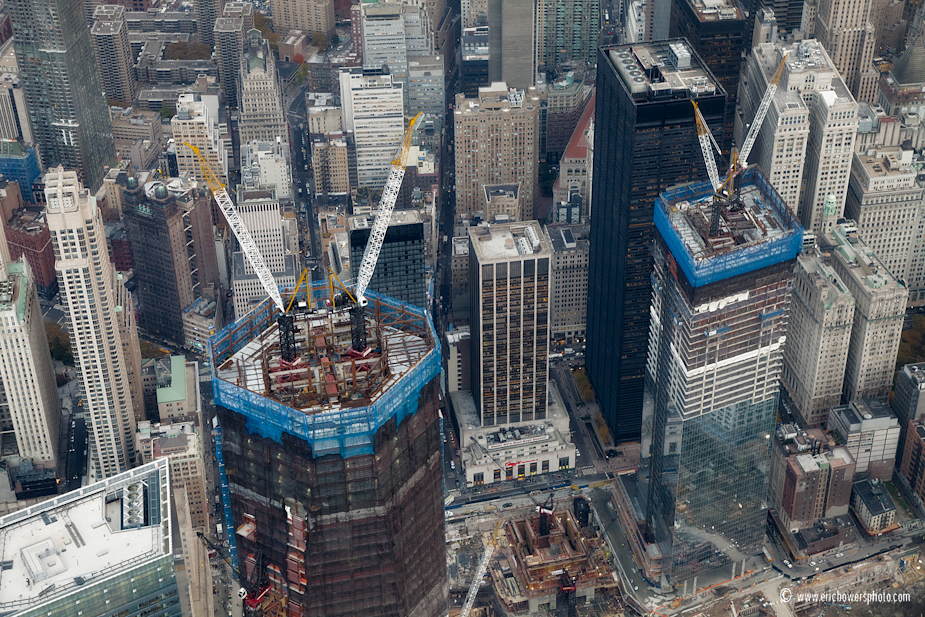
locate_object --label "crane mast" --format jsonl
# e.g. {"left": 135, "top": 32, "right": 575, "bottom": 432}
{"left": 184, "top": 143, "right": 285, "bottom": 314}
{"left": 690, "top": 54, "right": 788, "bottom": 237}
{"left": 459, "top": 520, "right": 503, "bottom": 617}
{"left": 348, "top": 112, "right": 424, "bottom": 352}
{"left": 738, "top": 54, "right": 788, "bottom": 169}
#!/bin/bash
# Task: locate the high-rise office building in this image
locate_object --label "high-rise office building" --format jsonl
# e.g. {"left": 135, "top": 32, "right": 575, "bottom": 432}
{"left": 487, "top": 0, "right": 536, "bottom": 90}
{"left": 269, "top": 0, "right": 333, "bottom": 38}
{"left": 0, "top": 459, "right": 181, "bottom": 617}
{"left": 212, "top": 291, "right": 446, "bottom": 617}
{"left": 468, "top": 221, "right": 552, "bottom": 426}
{"left": 230, "top": 186, "right": 297, "bottom": 318}
{"left": 339, "top": 67, "right": 404, "bottom": 189}
{"left": 241, "top": 139, "right": 293, "bottom": 199}
{"left": 645, "top": 166, "right": 802, "bottom": 583}
{"left": 544, "top": 73, "right": 593, "bottom": 160}
{"left": 137, "top": 421, "right": 209, "bottom": 529}
{"left": 548, "top": 223, "right": 589, "bottom": 346}
{"left": 814, "top": 0, "right": 878, "bottom": 103}
{"left": 535, "top": 0, "right": 600, "bottom": 71}
{"left": 311, "top": 134, "right": 350, "bottom": 195}
{"left": 0, "top": 229, "right": 60, "bottom": 467}
{"left": 408, "top": 55, "right": 445, "bottom": 122}
{"left": 238, "top": 29, "right": 289, "bottom": 148}
{"left": 461, "top": 26, "right": 491, "bottom": 97}
{"left": 777, "top": 448, "right": 855, "bottom": 532}
{"left": 0, "top": 178, "right": 58, "bottom": 300}
{"left": 845, "top": 146, "right": 923, "bottom": 285}
{"left": 172, "top": 93, "right": 228, "bottom": 185}
{"left": 781, "top": 249, "right": 854, "bottom": 427}
{"left": 820, "top": 219, "right": 907, "bottom": 403}
{"left": 361, "top": 2, "right": 430, "bottom": 108}
{"left": 348, "top": 211, "right": 426, "bottom": 309}
{"left": 454, "top": 83, "right": 541, "bottom": 217}
{"left": 91, "top": 5, "right": 138, "bottom": 106}
{"left": 0, "top": 74, "right": 33, "bottom": 145}
{"left": 877, "top": 38, "right": 925, "bottom": 118}
{"left": 670, "top": 0, "right": 747, "bottom": 155}
{"left": 587, "top": 41, "right": 725, "bottom": 443}
{"left": 8, "top": 0, "right": 115, "bottom": 191}
{"left": 739, "top": 40, "right": 858, "bottom": 235}
{"left": 123, "top": 178, "right": 217, "bottom": 345}
{"left": 736, "top": 42, "right": 811, "bottom": 210}
{"left": 46, "top": 167, "right": 141, "bottom": 479}
{"left": 828, "top": 399, "right": 900, "bottom": 480}
{"left": 758, "top": 0, "right": 805, "bottom": 33}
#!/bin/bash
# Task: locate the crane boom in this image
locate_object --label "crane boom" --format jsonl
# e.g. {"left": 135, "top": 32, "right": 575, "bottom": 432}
{"left": 459, "top": 520, "right": 503, "bottom": 617}
{"left": 354, "top": 113, "right": 423, "bottom": 305}
{"left": 692, "top": 101, "right": 721, "bottom": 191}
{"left": 185, "top": 142, "right": 286, "bottom": 313}
{"left": 738, "top": 54, "right": 788, "bottom": 168}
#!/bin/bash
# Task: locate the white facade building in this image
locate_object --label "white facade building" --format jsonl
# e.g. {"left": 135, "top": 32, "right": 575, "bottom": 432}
{"left": 781, "top": 248, "right": 855, "bottom": 427}
{"left": 821, "top": 219, "right": 908, "bottom": 403}
{"left": 172, "top": 93, "right": 228, "bottom": 185}
{"left": 339, "top": 67, "right": 405, "bottom": 189}
{"left": 231, "top": 186, "right": 298, "bottom": 317}
{"left": 845, "top": 146, "right": 924, "bottom": 292}
{"left": 0, "top": 234, "right": 60, "bottom": 465}
{"left": 46, "top": 168, "right": 141, "bottom": 479}
{"left": 241, "top": 140, "right": 293, "bottom": 200}
{"left": 736, "top": 40, "right": 858, "bottom": 233}
{"left": 828, "top": 399, "right": 900, "bottom": 479}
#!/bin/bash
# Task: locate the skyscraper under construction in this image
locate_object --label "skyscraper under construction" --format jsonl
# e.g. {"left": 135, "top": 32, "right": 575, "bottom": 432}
{"left": 211, "top": 288, "right": 446, "bottom": 617}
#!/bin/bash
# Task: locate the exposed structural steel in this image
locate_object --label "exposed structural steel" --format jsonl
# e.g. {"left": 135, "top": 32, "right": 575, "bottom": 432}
{"left": 354, "top": 112, "right": 423, "bottom": 306}
{"left": 210, "top": 287, "right": 446, "bottom": 616}
{"left": 692, "top": 54, "right": 788, "bottom": 237}
{"left": 460, "top": 520, "right": 503, "bottom": 617}
{"left": 185, "top": 141, "right": 285, "bottom": 312}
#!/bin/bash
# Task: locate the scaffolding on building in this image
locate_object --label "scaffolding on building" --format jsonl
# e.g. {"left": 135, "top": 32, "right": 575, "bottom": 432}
{"left": 654, "top": 166, "right": 803, "bottom": 288}
{"left": 209, "top": 282, "right": 446, "bottom": 617}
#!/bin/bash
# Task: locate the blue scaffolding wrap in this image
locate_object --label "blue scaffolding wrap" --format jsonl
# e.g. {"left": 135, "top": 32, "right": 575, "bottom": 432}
{"left": 654, "top": 167, "right": 804, "bottom": 288}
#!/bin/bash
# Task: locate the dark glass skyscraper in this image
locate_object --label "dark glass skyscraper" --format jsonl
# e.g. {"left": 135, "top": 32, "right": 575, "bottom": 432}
{"left": 349, "top": 211, "right": 427, "bottom": 309}
{"left": 586, "top": 40, "right": 725, "bottom": 443}
{"left": 670, "top": 0, "right": 747, "bottom": 155}
{"left": 8, "top": 0, "right": 115, "bottom": 191}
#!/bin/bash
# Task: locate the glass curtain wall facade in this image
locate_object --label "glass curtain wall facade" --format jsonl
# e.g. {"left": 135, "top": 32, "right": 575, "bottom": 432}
{"left": 643, "top": 173, "right": 800, "bottom": 585}
{"left": 586, "top": 41, "right": 726, "bottom": 443}
{"left": 349, "top": 219, "right": 427, "bottom": 309}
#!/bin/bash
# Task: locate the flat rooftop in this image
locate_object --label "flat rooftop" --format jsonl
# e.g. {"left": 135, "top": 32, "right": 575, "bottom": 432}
{"left": 348, "top": 209, "right": 421, "bottom": 232}
{"left": 833, "top": 398, "right": 897, "bottom": 428}
{"left": 821, "top": 221, "right": 905, "bottom": 294}
{"left": 468, "top": 221, "right": 553, "bottom": 262}
{"left": 605, "top": 39, "right": 721, "bottom": 101}
{"left": 684, "top": 0, "right": 744, "bottom": 21}
{"left": 655, "top": 166, "right": 802, "bottom": 286}
{"left": 0, "top": 460, "right": 171, "bottom": 613}
{"left": 854, "top": 479, "right": 896, "bottom": 517}
{"left": 796, "top": 251, "right": 852, "bottom": 308}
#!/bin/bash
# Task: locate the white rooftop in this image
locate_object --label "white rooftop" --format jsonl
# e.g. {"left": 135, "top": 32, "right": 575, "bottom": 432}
{"left": 468, "top": 221, "right": 553, "bottom": 262}
{"left": 0, "top": 460, "right": 171, "bottom": 613}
